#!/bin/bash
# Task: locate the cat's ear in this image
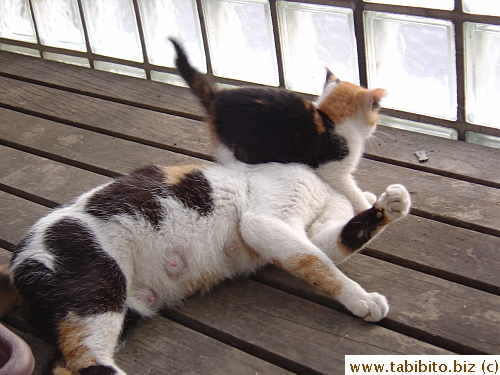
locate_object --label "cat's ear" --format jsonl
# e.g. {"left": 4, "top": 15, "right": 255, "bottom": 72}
{"left": 367, "top": 88, "right": 388, "bottom": 110}
{"left": 325, "top": 68, "right": 340, "bottom": 86}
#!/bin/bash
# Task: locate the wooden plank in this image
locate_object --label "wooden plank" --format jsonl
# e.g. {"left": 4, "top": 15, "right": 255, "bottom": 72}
{"left": 0, "top": 108, "right": 202, "bottom": 177}
{"left": 254, "top": 256, "right": 500, "bottom": 355}
{"left": 1, "top": 135, "right": 498, "bottom": 293}
{"left": 117, "top": 316, "right": 292, "bottom": 375}
{"left": 0, "top": 145, "right": 111, "bottom": 207}
{"left": 2, "top": 51, "right": 499, "bottom": 188}
{"left": 356, "top": 159, "right": 500, "bottom": 236}
{"left": 165, "top": 279, "right": 450, "bottom": 375}
{"left": 0, "top": 50, "right": 206, "bottom": 120}
{"left": 1, "top": 78, "right": 498, "bottom": 234}
{"left": 0, "top": 76, "right": 211, "bottom": 160}
{"left": 365, "top": 215, "right": 500, "bottom": 293}
{"left": 368, "top": 126, "right": 500, "bottom": 188}
{"left": 0, "top": 191, "right": 50, "bottom": 249}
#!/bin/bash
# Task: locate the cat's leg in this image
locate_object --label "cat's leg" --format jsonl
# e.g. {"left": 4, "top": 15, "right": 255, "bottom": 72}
{"left": 241, "top": 213, "right": 389, "bottom": 322}
{"left": 47, "top": 311, "right": 127, "bottom": 375}
{"left": 311, "top": 184, "right": 411, "bottom": 265}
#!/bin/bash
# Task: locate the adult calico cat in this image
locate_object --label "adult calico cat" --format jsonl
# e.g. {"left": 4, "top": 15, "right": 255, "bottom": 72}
{"left": 171, "top": 38, "right": 387, "bottom": 213}
{"left": 0, "top": 162, "right": 410, "bottom": 374}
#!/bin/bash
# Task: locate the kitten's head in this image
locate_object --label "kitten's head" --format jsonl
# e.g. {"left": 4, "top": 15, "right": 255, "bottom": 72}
{"left": 316, "top": 69, "right": 387, "bottom": 138}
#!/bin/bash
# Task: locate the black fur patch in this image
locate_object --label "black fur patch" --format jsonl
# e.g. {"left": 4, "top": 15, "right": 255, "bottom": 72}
{"left": 86, "top": 165, "right": 169, "bottom": 229}
{"left": 86, "top": 165, "right": 214, "bottom": 226}
{"left": 340, "top": 206, "right": 386, "bottom": 253}
{"left": 13, "top": 218, "right": 126, "bottom": 339}
{"left": 168, "top": 170, "right": 214, "bottom": 216}
{"left": 79, "top": 365, "right": 118, "bottom": 375}
{"left": 213, "top": 87, "right": 349, "bottom": 168}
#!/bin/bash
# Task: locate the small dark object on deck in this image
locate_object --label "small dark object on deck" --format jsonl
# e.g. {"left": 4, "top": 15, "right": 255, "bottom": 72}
{"left": 415, "top": 150, "right": 429, "bottom": 162}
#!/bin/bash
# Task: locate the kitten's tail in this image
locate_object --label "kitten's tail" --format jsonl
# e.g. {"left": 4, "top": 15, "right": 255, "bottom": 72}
{"left": 0, "top": 264, "right": 22, "bottom": 317}
{"left": 169, "top": 38, "right": 217, "bottom": 112}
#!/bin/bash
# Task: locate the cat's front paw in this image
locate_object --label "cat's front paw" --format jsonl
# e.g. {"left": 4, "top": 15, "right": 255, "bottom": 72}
{"left": 363, "top": 191, "right": 377, "bottom": 205}
{"left": 347, "top": 292, "right": 389, "bottom": 322}
{"left": 376, "top": 184, "right": 411, "bottom": 222}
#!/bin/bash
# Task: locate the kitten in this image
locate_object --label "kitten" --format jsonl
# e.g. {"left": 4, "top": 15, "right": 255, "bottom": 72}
{"left": 171, "top": 38, "right": 387, "bottom": 213}
{"left": 0, "top": 160, "right": 411, "bottom": 374}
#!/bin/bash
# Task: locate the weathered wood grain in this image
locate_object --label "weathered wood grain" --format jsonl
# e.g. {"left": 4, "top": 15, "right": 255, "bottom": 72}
{"left": 0, "top": 191, "right": 49, "bottom": 249}
{"left": 367, "top": 126, "right": 500, "bottom": 188}
{"left": 1, "top": 51, "right": 498, "bottom": 187}
{"left": 0, "top": 75, "right": 211, "bottom": 160}
{"left": 355, "top": 160, "right": 499, "bottom": 236}
{"left": 0, "top": 145, "right": 111, "bottom": 206}
{"left": 0, "top": 50, "right": 206, "bottom": 120}
{"left": 254, "top": 257, "right": 500, "bottom": 354}
{"left": 0, "top": 107, "right": 203, "bottom": 177}
{"left": 165, "top": 279, "right": 450, "bottom": 374}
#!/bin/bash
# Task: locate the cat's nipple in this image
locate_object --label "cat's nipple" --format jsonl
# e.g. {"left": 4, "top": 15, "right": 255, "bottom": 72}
{"left": 165, "top": 252, "right": 187, "bottom": 277}
{"left": 225, "top": 242, "right": 239, "bottom": 257}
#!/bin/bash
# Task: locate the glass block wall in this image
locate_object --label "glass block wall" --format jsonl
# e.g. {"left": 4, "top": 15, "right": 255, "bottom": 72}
{"left": 0, "top": 0, "right": 499, "bottom": 145}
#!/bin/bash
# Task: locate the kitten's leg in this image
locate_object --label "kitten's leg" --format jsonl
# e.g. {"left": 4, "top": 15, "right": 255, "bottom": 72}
{"left": 47, "top": 311, "right": 127, "bottom": 375}
{"left": 311, "top": 184, "right": 411, "bottom": 264}
{"left": 241, "top": 214, "right": 387, "bottom": 321}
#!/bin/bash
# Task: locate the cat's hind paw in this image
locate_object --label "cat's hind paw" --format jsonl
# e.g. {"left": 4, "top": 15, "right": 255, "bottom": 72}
{"left": 376, "top": 184, "right": 411, "bottom": 222}
{"left": 350, "top": 292, "right": 389, "bottom": 322}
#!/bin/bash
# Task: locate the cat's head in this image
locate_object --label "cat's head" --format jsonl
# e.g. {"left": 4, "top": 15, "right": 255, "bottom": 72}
{"left": 316, "top": 69, "right": 387, "bottom": 138}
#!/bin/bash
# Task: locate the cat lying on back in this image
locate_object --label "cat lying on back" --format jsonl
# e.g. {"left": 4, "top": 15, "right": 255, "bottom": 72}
{"left": 0, "top": 160, "right": 410, "bottom": 374}
{"left": 171, "top": 38, "right": 387, "bottom": 213}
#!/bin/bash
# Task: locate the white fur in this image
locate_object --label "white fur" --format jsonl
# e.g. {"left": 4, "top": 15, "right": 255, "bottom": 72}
{"left": 12, "top": 161, "right": 410, "bottom": 374}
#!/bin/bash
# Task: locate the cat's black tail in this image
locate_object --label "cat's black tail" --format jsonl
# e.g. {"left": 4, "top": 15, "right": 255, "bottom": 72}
{"left": 169, "top": 38, "right": 217, "bottom": 112}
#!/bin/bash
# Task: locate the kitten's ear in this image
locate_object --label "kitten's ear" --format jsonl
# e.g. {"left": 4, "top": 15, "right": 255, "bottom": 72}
{"left": 325, "top": 68, "right": 340, "bottom": 85}
{"left": 367, "top": 88, "right": 388, "bottom": 110}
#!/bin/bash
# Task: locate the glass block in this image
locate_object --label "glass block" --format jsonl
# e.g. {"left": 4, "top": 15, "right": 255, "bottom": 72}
{"left": 466, "top": 132, "right": 500, "bottom": 149}
{"left": 0, "top": 43, "right": 40, "bottom": 57}
{"left": 364, "top": 0, "right": 454, "bottom": 10}
{"left": 463, "top": 0, "right": 500, "bottom": 17}
{"left": 80, "top": 0, "right": 143, "bottom": 62}
{"left": 151, "top": 71, "right": 188, "bottom": 87}
{"left": 94, "top": 61, "right": 146, "bottom": 79}
{"left": 378, "top": 114, "right": 458, "bottom": 139}
{"left": 31, "top": 0, "right": 86, "bottom": 51}
{"left": 365, "top": 12, "right": 457, "bottom": 120}
{"left": 0, "top": 0, "right": 37, "bottom": 43}
{"left": 201, "top": 0, "right": 279, "bottom": 86}
{"left": 138, "top": 0, "right": 206, "bottom": 72}
{"left": 43, "top": 52, "right": 90, "bottom": 68}
{"left": 277, "top": 1, "right": 358, "bottom": 95}
{"left": 464, "top": 23, "right": 500, "bottom": 128}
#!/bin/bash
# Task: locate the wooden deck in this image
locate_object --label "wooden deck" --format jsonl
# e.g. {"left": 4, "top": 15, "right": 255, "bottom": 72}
{"left": 0, "top": 50, "right": 498, "bottom": 374}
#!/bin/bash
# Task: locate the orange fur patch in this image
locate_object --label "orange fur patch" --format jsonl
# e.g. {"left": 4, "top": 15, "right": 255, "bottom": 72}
{"left": 308, "top": 102, "right": 327, "bottom": 134}
{"left": 285, "top": 254, "right": 343, "bottom": 296}
{"left": 0, "top": 264, "right": 22, "bottom": 317}
{"left": 318, "top": 81, "right": 384, "bottom": 127}
{"left": 57, "top": 312, "right": 96, "bottom": 372}
{"left": 318, "top": 81, "right": 365, "bottom": 125}
{"left": 186, "top": 272, "right": 223, "bottom": 296}
{"left": 162, "top": 164, "right": 205, "bottom": 185}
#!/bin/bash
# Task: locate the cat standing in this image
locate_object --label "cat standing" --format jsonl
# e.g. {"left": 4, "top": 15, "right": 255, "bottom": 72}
{"left": 171, "top": 38, "right": 387, "bottom": 213}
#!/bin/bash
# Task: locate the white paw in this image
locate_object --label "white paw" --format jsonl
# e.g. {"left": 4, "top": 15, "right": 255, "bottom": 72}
{"left": 363, "top": 191, "right": 377, "bottom": 205}
{"left": 349, "top": 292, "right": 389, "bottom": 322}
{"left": 376, "top": 184, "right": 411, "bottom": 221}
